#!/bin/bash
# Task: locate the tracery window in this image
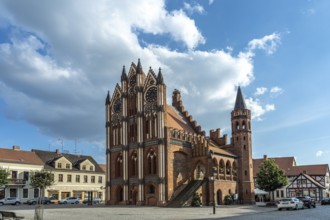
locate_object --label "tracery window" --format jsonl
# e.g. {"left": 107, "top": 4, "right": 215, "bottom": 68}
{"left": 116, "top": 154, "right": 123, "bottom": 177}
{"left": 131, "top": 152, "right": 138, "bottom": 177}
{"left": 147, "top": 150, "right": 157, "bottom": 175}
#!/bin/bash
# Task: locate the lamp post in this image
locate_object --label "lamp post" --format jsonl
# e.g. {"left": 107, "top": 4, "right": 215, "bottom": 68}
{"left": 210, "top": 176, "right": 216, "bottom": 214}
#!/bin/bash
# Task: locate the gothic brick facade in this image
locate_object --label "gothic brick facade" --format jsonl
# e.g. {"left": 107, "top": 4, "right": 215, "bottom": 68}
{"left": 105, "top": 60, "right": 255, "bottom": 206}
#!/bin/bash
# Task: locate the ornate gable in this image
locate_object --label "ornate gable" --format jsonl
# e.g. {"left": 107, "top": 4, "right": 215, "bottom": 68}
{"left": 143, "top": 68, "right": 157, "bottom": 90}
{"left": 110, "top": 83, "right": 122, "bottom": 126}
{"left": 143, "top": 68, "right": 158, "bottom": 115}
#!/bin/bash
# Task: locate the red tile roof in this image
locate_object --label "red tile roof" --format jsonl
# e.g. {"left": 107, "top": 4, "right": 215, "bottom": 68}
{"left": 253, "top": 157, "right": 295, "bottom": 177}
{"left": 99, "top": 164, "right": 106, "bottom": 172}
{"left": 288, "top": 164, "right": 329, "bottom": 176}
{"left": 253, "top": 156, "right": 329, "bottom": 177}
{"left": 210, "top": 145, "right": 237, "bottom": 158}
{"left": 0, "top": 148, "right": 44, "bottom": 165}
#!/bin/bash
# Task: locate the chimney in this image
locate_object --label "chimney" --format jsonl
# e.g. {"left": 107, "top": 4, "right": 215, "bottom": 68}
{"left": 172, "top": 89, "right": 181, "bottom": 108}
{"left": 12, "top": 145, "right": 20, "bottom": 151}
{"left": 263, "top": 155, "right": 268, "bottom": 160}
{"left": 215, "top": 128, "right": 220, "bottom": 138}
{"left": 56, "top": 149, "right": 61, "bottom": 155}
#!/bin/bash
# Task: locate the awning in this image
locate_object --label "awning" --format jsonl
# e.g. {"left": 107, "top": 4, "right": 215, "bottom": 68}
{"left": 254, "top": 188, "right": 268, "bottom": 195}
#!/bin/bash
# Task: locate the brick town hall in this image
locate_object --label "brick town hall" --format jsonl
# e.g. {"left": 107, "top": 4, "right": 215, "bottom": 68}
{"left": 105, "top": 59, "right": 255, "bottom": 206}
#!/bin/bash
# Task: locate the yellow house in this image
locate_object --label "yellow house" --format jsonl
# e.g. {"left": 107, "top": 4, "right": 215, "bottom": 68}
{"left": 0, "top": 146, "right": 44, "bottom": 203}
{"left": 32, "top": 149, "right": 106, "bottom": 201}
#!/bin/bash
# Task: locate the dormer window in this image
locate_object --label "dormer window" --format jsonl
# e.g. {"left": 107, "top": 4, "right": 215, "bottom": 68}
{"left": 57, "top": 163, "right": 62, "bottom": 168}
{"left": 90, "top": 166, "right": 94, "bottom": 171}
{"left": 66, "top": 163, "right": 70, "bottom": 169}
{"left": 82, "top": 165, "right": 86, "bottom": 170}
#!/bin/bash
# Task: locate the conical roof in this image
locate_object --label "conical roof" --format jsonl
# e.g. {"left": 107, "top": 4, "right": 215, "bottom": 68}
{"left": 105, "top": 91, "right": 111, "bottom": 105}
{"left": 121, "top": 66, "right": 127, "bottom": 81}
{"left": 234, "top": 86, "right": 247, "bottom": 110}
{"left": 156, "top": 68, "right": 164, "bottom": 85}
{"left": 136, "top": 58, "right": 143, "bottom": 74}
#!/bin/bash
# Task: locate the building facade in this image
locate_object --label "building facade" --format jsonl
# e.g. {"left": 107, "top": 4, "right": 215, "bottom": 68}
{"left": 33, "top": 149, "right": 106, "bottom": 201}
{"left": 0, "top": 147, "right": 106, "bottom": 202}
{"left": 253, "top": 155, "right": 330, "bottom": 201}
{"left": 0, "top": 146, "right": 44, "bottom": 203}
{"left": 105, "top": 60, "right": 255, "bottom": 206}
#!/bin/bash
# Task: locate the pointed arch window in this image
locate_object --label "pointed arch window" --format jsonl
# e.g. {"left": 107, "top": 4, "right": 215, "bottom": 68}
{"left": 147, "top": 150, "right": 157, "bottom": 175}
{"left": 116, "top": 154, "right": 123, "bottom": 178}
{"left": 150, "top": 114, "right": 157, "bottom": 138}
{"left": 131, "top": 152, "right": 138, "bottom": 177}
{"left": 226, "top": 160, "right": 232, "bottom": 180}
{"left": 145, "top": 117, "right": 150, "bottom": 139}
{"left": 129, "top": 122, "right": 137, "bottom": 143}
{"left": 219, "top": 159, "right": 225, "bottom": 180}
{"left": 128, "top": 94, "right": 137, "bottom": 116}
{"left": 242, "top": 121, "right": 246, "bottom": 130}
{"left": 236, "top": 122, "right": 239, "bottom": 130}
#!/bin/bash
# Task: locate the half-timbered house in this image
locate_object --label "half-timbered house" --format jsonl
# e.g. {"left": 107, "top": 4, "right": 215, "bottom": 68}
{"left": 253, "top": 155, "right": 330, "bottom": 201}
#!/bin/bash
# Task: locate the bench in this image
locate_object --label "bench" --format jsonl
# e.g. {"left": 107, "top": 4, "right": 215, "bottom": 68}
{"left": 0, "top": 211, "right": 24, "bottom": 220}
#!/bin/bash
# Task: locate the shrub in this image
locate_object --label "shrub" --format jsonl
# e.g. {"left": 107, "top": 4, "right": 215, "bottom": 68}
{"left": 191, "top": 192, "right": 201, "bottom": 207}
{"left": 224, "top": 195, "right": 233, "bottom": 205}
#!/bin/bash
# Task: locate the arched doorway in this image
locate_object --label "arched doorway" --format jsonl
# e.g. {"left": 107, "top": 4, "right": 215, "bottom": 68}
{"left": 217, "top": 189, "right": 222, "bottom": 205}
{"left": 117, "top": 187, "right": 123, "bottom": 204}
{"left": 132, "top": 190, "right": 137, "bottom": 205}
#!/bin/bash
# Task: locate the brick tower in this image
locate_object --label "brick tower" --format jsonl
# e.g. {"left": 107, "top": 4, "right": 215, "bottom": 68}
{"left": 231, "top": 87, "right": 255, "bottom": 204}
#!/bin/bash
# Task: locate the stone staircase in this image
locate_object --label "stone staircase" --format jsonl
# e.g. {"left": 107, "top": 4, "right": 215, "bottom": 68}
{"left": 167, "top": 179, "right": 205, "bottom": 207}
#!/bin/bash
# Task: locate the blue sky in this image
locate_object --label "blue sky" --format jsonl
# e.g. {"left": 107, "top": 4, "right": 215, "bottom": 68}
{"left": 0, "top": 0, "right": 329, "bottom": 165}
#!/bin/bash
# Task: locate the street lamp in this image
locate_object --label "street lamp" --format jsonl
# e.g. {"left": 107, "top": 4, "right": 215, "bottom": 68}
{"left": 209, "top": 176, "right": 216, "bottom": 214}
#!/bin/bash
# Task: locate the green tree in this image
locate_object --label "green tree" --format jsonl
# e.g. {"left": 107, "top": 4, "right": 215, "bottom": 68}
{"left": 0, "top": 167, "right": 10, "bottom": 186}
{"left": 256, "top": 159, "right": 288, "bottom": 194}
{"left": 30, "top": 170, "right": 54, "bottom": 192}
{"left": 30, "top": 170, "right": 54, "bottom": 220}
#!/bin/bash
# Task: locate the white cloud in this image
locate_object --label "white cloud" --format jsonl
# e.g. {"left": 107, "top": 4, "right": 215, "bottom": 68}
{"left": 270, "top": 86, "right": 284, "bottom": 97}
{"left": 255, "top": 87, "right": 268, "bottom": 96}
{"left": 248, "top": 33, "right": 281, "bottom": 55}
{"left": 183, "top": 2, "right": 205, "bottom": 15}
{"left": 316, "top": 150, "right": 323, "bottom": 157}
{"left": 0, "top": 0, "right": 280, "bottom": 157}
{"left": 245, "top": 98, "right": 275, "bottom": 120}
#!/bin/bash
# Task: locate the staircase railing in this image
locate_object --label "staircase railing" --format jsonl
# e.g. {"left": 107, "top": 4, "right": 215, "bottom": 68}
{"left": 167, "top": 179, "right": 205, "bottom": 207}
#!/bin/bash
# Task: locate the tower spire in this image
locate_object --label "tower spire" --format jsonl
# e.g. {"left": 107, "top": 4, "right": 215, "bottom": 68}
{"left": 156, "top": 67, "right": 164, "bottom": 85}
{"left": 234, "top": 86, "right": 247, "bottom": 110}
{"left": 121, "top": 65, "right": 128, "bottom": 81}
{"left": 136, "top": 58, "right": 143, "bottom": 74}
{"left": 105, "top": 90, "right": 111, "bottom": 105}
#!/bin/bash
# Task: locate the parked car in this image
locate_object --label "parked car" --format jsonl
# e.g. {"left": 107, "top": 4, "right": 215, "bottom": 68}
{"left": 58, "top": 197, "right": 80, "bottom": 204}
{"left": 277, "top": 197, "right": 304, "bottom": 210}
{"left": 321, "top": 198, "right": 330, "bottom": 205}
{"left": 296, "top": 196, "right": 316, "bottom": 208}
{"left": 49, "top": 196, "right": 58, "bottom": 204}
{"left": 0, "top": 197, "right": 21, "bottom": 205}
{"left": 82, "top": 198, "right": 102, "bottom": 204}
{"left": 27, "top": 197, "right": 51, "bottom": 205}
